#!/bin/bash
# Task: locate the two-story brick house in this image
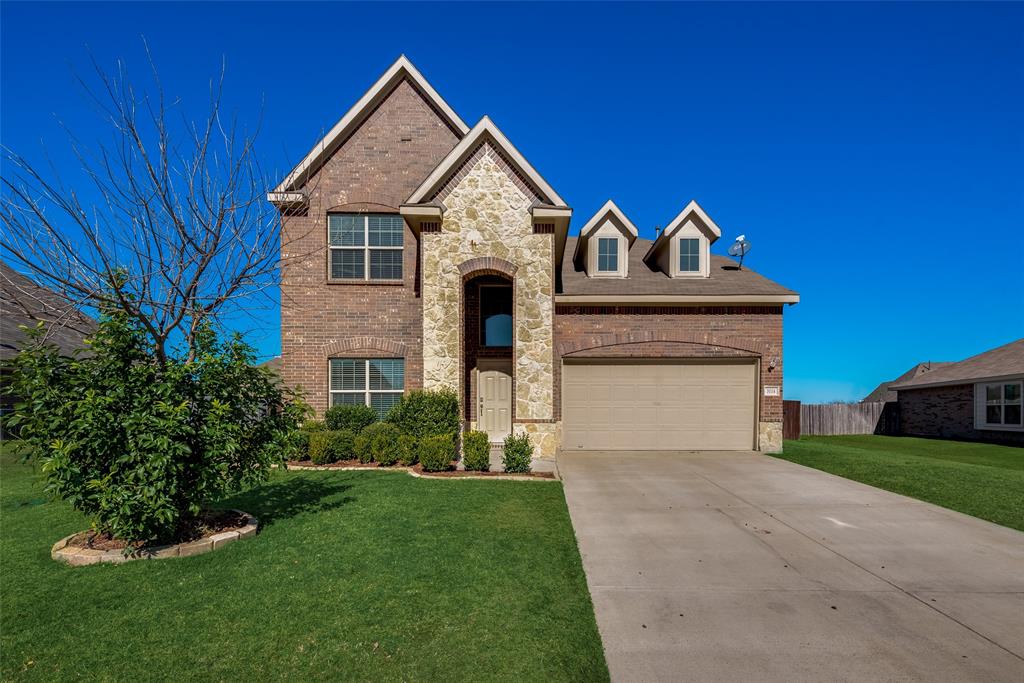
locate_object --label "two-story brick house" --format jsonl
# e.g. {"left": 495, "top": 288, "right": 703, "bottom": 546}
{"left": 271, "top": 56, "right": 799, "bottom": 460}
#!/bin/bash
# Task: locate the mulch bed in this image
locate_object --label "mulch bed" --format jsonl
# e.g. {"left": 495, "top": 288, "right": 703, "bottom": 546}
{"left": 66, "top": 510, "right": 249, "bottom": 551}
{"left": 286, "top": 460, "right": 556, "bottom": 479}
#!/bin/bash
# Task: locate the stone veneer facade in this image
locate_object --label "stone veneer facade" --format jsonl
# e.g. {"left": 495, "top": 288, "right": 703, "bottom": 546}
{"left": 420, "top": 143, "right": 559, "bottom": 457}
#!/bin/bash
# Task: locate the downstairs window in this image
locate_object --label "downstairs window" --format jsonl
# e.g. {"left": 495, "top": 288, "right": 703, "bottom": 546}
{"left": 330, "top": 358, "right": 405, "bottom": 418}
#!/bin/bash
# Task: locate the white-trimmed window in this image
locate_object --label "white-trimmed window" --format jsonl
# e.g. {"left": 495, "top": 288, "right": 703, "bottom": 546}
{"left": 328, "top": 214, "right": 403, "bottom": 281}
{"left": 330, "top": 358, "right": 405, "bottom": 418}
{"left": 979, "top": 380, "right": 1023, "bottom": 429}
{"left": 597, "top": 237, "right": 619, "bottom": 273}
{"left": 679, "top": 238, "right": 700, "bottom": 273}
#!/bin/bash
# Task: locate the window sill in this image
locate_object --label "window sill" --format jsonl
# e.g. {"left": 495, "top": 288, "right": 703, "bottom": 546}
{"left": 974, "top": 422, "right": 1024, "bottom": 432}
{"left": 327, "top": 279, "right": 405, "bottom": 286}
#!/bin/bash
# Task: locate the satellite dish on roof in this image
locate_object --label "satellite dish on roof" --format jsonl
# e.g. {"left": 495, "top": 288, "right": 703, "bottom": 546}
{"left": 728, "top": 236, "right": 751, "bottom": 269}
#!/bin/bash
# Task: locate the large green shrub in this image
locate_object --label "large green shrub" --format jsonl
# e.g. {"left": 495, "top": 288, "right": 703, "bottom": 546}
{"left": 386, "top": 388, "right": 459, "bottom": 438}
{"left": 324, "top": 403, "right": 377, "bottom": 433}
{"left": 396, "top": 434, "right": 419, "bottom": 466}
{"left": 420, "top": 434, "right": 456, "bottom": 472}
{"left": 462, "top": 431, "right": 491, "bottom": 472}
{"left": 4, "top": 313, "right": 304, "bottom": 544}
{"left": 309, "top": 429, "right": 356, "bottom": 465}
{"left": 302, "top": 420, "right": 327, "bottom": 432}
{"left": 502, "top": 432, "right": 533, "bottom": 473}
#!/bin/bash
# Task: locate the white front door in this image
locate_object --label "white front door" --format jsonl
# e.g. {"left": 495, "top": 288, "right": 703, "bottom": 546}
{"left": 478, "top": 365, "right": 512, "bottom": 443}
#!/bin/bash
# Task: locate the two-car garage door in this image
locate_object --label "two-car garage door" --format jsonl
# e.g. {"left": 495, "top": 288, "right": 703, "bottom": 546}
{"left": 561, "top": 360, "right": 757, "bottom": 451}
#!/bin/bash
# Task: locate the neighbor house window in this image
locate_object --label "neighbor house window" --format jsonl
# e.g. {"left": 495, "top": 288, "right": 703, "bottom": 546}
{"left": 480, "top": 284, "right": 512, "bottom": 347}
{"left": 330, "top": 358, "right": 405, "bottom": 418}
{"left": 597, "top": 237, "right": 619, "bottom": 273}
{"left": 981, "top": 381, "right": 1023, "bottom": 427}
{"left": 679, "top": 238, "right": 700, "bottom": 273}
{"left": 328, "top": 214, "right": 403, "bottom": 281}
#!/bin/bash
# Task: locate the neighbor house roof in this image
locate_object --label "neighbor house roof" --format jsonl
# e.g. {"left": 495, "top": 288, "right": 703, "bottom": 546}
{"left": 270, "top": 55, "right": 469, "bottom": 198}
{"left": 559, "top": 237, "right": 798, "bottom": 302}
{"left": 862, "top": 362, "right": 952, "bottom": 403}
{"left": 889, "top": 338, "right": 1024, "bottom": 391}
{"left": 0, "top": 262, "right": 96, "bottom": 361}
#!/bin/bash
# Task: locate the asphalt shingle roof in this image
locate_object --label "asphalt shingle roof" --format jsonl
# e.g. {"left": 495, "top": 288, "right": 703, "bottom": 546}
{"left": 0, "top": 262, "right": 96, "bottom": 360}
{"left": 890, "top": 338, "right": 1024, "bottom": 391}
{"left": 559, "top": 237, "right": 797, "bottom": 298}
{"left": 862, "top": 362, "right": 952, "bottom": 403}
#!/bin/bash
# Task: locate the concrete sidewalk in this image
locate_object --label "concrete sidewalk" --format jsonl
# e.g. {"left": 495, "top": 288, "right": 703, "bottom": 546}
{"left": 559, "top": 450, "right": 1024, "bottom": 683}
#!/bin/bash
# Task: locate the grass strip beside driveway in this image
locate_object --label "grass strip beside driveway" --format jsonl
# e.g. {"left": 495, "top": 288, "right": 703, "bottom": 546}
{"left": 775, "top": 435, "right": 1024, "bottom": 531}
{"left": 1, "top": 449, "right": 608, "bottom": 682}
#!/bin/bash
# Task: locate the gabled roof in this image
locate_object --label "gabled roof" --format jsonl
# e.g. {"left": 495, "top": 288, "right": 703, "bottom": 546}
{"left": 643, "top": 200, "right": 722, "bottom": 262}
{"left": 272, "top": 55, "right": 469, "bottom": 194}
{"left": 862, "top": 362, "right": 952, "bottom": 403}
{"left": 405, "top": 116, "right": 566, "bottom": 207}
{"left": 572, "top": 200, "right": 639, "bottom": 264}
{"left": 890, "top": 338, "right": 1024, "bottom": 391}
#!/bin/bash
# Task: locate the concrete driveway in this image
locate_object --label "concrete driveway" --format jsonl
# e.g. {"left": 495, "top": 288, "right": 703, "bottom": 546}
{"left": 559, "top": 451, "right": 1024, "bottom": 683}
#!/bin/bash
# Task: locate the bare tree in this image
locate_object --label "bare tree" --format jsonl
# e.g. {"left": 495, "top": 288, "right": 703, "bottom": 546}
{"left": 1, "top": 50, "right": 288, "bottom": 364}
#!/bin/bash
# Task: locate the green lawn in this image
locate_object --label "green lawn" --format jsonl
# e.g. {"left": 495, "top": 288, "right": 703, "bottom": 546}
{"left": 0, "top": 447, "right": 608, "bottom": 682}
{"left": 775, "top": 435, "right": 1024, "bottom": 531}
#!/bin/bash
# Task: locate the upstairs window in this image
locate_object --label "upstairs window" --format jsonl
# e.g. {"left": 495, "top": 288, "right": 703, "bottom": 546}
{"left": 679, "top": 238, "right": 700, "bottom": 273}
{"left": 328, "top": 214, "right": 403, "bottom": 281}
{"left": 981, "top": 381, "right": 1023, "bottom": 428}
{"left": 597, "top": 237, "right": 619, "bottom": 273}
{"left": 330, "top": 358, "right": 405, "bottom": 418}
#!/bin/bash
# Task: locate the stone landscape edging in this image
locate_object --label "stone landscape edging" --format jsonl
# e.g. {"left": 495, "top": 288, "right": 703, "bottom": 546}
{"left": 51, "top": 509, "right": 258, "bottom": 567}
{"left": 286, "top": 463, "right": 559, "bottom": 481}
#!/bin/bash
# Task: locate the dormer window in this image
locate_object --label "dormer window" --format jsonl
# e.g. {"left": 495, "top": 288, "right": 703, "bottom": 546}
{"left": 679, "top": 238, "right": 700, "bottom": 273}
{"left": 597, "top": 238, "right": 619, "bottom": 273}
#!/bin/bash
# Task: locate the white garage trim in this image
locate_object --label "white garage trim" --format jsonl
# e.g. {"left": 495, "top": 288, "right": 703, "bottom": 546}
{"left": 561, "top": 359, "right": 759, "bottom": 451}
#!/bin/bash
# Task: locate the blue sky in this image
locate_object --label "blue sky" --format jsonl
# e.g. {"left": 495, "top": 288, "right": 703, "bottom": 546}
{"left": 2, "top": 2, "right": 1022, "bottom": 402}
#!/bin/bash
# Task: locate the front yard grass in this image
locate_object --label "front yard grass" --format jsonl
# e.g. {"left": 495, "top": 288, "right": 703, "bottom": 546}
{"left": 0, "top": 446, "right": 608, "bottom": 681}
{"left": 775, "top": 435, "right": 1024, "bottom": 531}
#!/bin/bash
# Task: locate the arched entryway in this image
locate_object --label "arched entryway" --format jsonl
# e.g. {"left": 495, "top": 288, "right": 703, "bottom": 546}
{"left": 462, "top": 268, "right": 515, "bottom": 443}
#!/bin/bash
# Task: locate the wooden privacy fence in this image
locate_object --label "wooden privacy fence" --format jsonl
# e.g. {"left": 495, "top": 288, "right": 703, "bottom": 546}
{"left": 792, "top": 401, "right": 899, "bottom": 437}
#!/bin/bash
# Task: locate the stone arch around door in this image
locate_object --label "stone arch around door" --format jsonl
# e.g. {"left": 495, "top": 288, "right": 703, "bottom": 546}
{"left": 459, "top": 257, "right": 517, "bottom": 441}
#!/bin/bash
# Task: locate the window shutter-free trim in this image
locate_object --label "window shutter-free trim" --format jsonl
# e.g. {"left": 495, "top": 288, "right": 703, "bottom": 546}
{"left": 329, "top": 358, "right": 405, "bottom": 418}
{"left": 328, "top": 214, "right": 403, "bottom": 281}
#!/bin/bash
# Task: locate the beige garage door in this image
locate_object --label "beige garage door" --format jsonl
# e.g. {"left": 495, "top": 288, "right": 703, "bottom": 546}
{"left": 562, "top": 360, "right": 757, "bottom": 451}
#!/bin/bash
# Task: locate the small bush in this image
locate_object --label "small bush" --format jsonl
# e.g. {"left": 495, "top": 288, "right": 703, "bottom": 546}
{"left": 354, "top": 433, "right": 372, "bottom": 464}
{"left": 309, "top": 429, "right": 356, "bottom": 465}
{"left": 324, "top": 403, "right": 377, "bottom": 433}
{"left": 286, "top": 429, "right": 311, "bottom": 461}
{"left": 386, "top": 388, "right": 459, "bottom": 438}
{"left": 368, "top": 422, "right": 402, "bottom": 466}
{"left": 302, "top": 420, "right": 327, "bottom": 432}
{"left": 420, "top": 433, "right": 456, "bottom": 472}
{"left": 462, "top": 431, "right": 491, "bottom": 471}
{"left": 396, "top": 434, "right": 419, "bottom": 466}
{"left": 502, "top": 432, "right": 533, "bottom": 473}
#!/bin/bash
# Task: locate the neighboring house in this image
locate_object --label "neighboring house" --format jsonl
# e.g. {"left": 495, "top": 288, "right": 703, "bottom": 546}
{"left": 0, "top": 262, "right": 96, "bottom": 429}
{"left": 890, "top": 338, "right": 1024, "bottom": 445}
{"left": 270, "top": 56, "right": 799, "bottom": 458}
{"left": 861, "top": 362, "right": 951, "bottom": 403}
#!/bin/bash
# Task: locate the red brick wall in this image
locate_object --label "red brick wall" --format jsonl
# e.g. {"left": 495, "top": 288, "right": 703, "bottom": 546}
{"left": 553, "top": 305, "right": 785, "bottom": 422}
{"left": 899, "top": 384, "right": 1024, "bottom": 445}
{"left": 279, "top": 78, "right": 460, "bottom": 415}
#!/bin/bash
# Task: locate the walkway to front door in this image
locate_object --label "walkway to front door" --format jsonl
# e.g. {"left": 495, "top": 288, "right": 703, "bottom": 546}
{"left": 559, "top": 451, "right": 1024, "bottom": 683}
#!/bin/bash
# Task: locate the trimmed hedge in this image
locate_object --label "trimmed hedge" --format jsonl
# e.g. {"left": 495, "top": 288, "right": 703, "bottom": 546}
{"left": 353, "top": 433, "right": 372, "bottom": 464}
{"left": 324, "top": 403, "right": 377, "bottom": 433}
{"left": 302, "top": 420, "right": 327, "bottom": 432}
{"left": 396, "top": 434, "right": 419, "bottom": 466}
{"left": 386, "top": 388, "right": 459, "bottom": 438}
{"left": 368, "top": 422, "right": 403, "bottom": 466}
{"left": 462, "top": 431, "right": 490, "bottom": 472}
{"left": 310, "top": 429, "right": 356, "bottom": 465}
{"left": 502, "top": 432, "right": 533, "bottom": 473}
{"left": 420, "top": 434, "right": 456, "bottom": 472}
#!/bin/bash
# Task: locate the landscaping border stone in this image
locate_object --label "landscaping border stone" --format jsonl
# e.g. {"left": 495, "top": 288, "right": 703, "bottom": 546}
{"left": 285, "top": 462, "right": 559, "bottom": 481}
{"left": 51, "top": 509, "right": 258, "bottom": 567}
